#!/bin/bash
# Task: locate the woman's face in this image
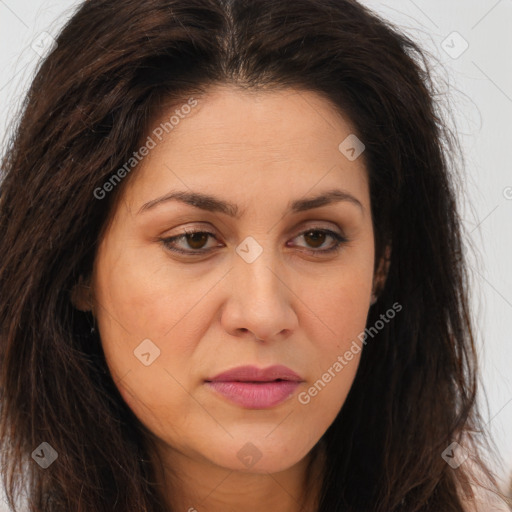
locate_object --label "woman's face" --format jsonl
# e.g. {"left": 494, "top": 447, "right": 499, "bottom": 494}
{"left": 89, "top": 85, "right": 375, "bottom": 475}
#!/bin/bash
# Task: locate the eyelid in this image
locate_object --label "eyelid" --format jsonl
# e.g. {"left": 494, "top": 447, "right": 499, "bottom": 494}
{"left": 159, "top": 222, "right": 349, "bottom": 258}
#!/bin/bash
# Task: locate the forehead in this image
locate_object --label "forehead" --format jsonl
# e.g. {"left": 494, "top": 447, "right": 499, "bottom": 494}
{"left": 154, "top": 85, "right": 356, "bottom": 152}
{"left": 122, "top": 85, "right": 370, "bottom": 213}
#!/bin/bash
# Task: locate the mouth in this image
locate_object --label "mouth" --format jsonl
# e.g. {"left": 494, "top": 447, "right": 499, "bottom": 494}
{"left": 205, "top": 365, "right": 303, "bottom": 409}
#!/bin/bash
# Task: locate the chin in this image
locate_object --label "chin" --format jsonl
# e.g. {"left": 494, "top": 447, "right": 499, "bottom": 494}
{"left": 205, "top": 436, "right": 315, "bottom": 474}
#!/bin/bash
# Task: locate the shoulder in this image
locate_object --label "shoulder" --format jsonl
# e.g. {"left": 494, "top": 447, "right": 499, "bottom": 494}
{"left": 461, "top": 485, "right": 511, "bottom": 511}
{"left": 458, "top": 460, "right": 511, "bottom": 511}
{"left": 452, "top": 433, "right": 511, "bottom": 511}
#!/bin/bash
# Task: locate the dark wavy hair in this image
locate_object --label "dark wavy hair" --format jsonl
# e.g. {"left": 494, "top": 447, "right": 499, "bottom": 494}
{"left": 0, "top": 0, "right": 503, "bottom": 510}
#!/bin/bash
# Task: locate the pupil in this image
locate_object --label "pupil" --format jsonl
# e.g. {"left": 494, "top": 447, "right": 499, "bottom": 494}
{"left": 184, "top": 231, "right": 327, "bottom": 250}
{"left": 188, "top": 233, "right": 207, "bottom": 249}
{"left": 305, "top": 231, "right": 325, "bottom": 248}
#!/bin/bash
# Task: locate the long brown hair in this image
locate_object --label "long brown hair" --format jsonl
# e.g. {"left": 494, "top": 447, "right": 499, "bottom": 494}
{"left": 0, "top": 0, "right": 501, "bottom": 510}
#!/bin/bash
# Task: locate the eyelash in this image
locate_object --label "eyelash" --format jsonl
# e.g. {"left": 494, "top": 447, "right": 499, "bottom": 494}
{"left": 160, "top": 227, "right": 348, "bottom": 257}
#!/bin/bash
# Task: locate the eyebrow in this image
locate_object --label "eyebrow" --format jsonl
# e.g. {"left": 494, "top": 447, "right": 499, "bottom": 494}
{"left": 138, "top": 188, "right": 363, "bottom": 217}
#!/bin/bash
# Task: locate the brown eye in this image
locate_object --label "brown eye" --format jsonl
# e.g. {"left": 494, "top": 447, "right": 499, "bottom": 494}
{"left": 303, "top": 230, "right": 327, "bottom": 249}
{"left": 161, "top": 230, "right": 220, "bottom": 255}
{"left": 185, "top": 232, "right": 210, "bottom": 250}
{"left": 290, "top": 228, "right": 347, "bottom": 255}
{"left": 161, "top": 227, "right": 347, "bottom": 258}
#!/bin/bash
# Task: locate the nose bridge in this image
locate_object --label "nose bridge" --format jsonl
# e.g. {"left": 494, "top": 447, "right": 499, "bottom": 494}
{"left": 223, "top": 236, "right": 297, "bottom": 340}
{"left": 233, "top": 239, "right": 283, "bottom": 306}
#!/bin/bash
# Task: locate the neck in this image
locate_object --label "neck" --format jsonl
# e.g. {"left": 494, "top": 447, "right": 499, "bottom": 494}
{"left": 147, "top": 439, "right": 326, "bottom": 512}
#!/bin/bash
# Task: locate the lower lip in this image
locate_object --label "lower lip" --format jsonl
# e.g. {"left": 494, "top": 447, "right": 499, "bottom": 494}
{"left": 205, "top": 380, "right": 300, "bottom": 409}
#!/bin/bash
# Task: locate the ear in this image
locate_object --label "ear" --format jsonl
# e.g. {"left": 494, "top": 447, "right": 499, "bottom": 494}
{"left": 70, "top": 275, "right": 94, "bottom": 312}
{"left": 371, "top": 244, "right": 391, "bottom": 304}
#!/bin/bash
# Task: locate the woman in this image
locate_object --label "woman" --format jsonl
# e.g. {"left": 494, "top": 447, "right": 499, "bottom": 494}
{"left": 0, "top": 0, "right": 509, "bottom": 511}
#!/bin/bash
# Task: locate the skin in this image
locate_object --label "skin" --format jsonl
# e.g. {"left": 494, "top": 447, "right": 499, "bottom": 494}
{"left": 75, "top": 85, "right": 380, "bottom": 512}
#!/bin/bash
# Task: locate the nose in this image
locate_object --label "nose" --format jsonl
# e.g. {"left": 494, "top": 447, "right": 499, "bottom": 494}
{"left": 220, "top": 246, "right": 298, "bottom": 343}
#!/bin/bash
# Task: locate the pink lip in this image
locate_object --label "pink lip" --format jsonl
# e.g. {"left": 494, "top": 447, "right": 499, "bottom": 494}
{"left": 205, "top": 365, "right": 303, "bottom": 409}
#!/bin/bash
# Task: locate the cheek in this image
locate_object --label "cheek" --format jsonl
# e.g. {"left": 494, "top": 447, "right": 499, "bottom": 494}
{"left": 294, "top": 261, "right": 372, "bottom": 416}
{"left": 93, "top": 237, "right": 228, "bottom": 340}
{"left": 94, "top": 255, "right": 174, "bottom": 335}
{"left": 297, "top": 352, "right": 361, "bottom": 433}
{"left": 91, "top": 242, "right": 215, "bottom": 437}
{"left": 301, "top": 262, "right": 373, "bottom": 350}
{"left": 92, "top": 240, "right": 199, "bottom": 361}
{"left": 293, "top": 287, "right": 366, "bottom": 431}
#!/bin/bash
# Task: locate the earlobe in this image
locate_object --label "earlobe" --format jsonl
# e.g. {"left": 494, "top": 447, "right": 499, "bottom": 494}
{"left": 70, "top": 276, "right": 94, "bottom": 312}
{"left": 371, "top": 244, "right": 392, "bottom": 303}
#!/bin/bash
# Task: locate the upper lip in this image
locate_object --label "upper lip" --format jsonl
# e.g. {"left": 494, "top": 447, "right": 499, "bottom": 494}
{"left": 206, "top": 365, "right": 303, "bottom": 382}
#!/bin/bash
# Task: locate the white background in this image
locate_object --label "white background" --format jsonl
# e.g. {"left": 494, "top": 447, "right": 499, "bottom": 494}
{"left": 1, "top": 0, "right": 511, "bottom": 509}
